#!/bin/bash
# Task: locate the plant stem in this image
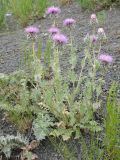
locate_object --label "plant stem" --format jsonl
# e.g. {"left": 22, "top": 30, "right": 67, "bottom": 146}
{"left": 32, "top": 41, "right": 35, "bottom": 59}
{"left": 69, "top": 53, "right": 87, "bottom": 105}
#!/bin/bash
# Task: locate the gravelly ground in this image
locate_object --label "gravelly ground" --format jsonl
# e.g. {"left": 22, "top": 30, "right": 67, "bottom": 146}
{"left": 0, "top": 1, "right": 120, "bottom": 159}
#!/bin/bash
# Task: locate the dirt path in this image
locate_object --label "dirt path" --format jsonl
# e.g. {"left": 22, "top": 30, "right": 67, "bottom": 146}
{"left": 0, "top": 1, "right": 120, "bottom": 159}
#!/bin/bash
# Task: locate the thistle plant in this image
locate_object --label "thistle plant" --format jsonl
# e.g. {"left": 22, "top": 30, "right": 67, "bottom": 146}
{"left": 25, "top": 26, "right": 39, "bottom": 58}
{"left": 25, "top": 26, "right": 44, "bottom": 81}
{"left": 63, "top": 18, "right": 76, "bottom": 70}
{"left": 52, "top": 33, "right": 68, "bottom": 81}
{"left": 32, "top": 11, "right": 113, "bottom": 141}
{"left": 46, "top": 6, "right": 61, "bottom": 25}
{"left": 0, "top": 8, "right": 114, "bottom": 145}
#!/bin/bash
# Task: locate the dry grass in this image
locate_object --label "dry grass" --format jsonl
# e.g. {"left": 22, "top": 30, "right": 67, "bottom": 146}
{"left": 59, "top": 0, "right": 73, "bottom": 6}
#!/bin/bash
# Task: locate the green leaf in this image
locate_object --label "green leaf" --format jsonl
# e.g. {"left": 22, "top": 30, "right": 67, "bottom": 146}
{"left": 50, "top": 128, "right": 73, "bottom": 141}
{"left": 33, "top": 112, "right": 54, "bottom": 140}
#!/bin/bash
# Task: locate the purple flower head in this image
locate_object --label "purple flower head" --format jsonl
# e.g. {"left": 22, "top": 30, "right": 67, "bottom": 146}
{"left": 46, "top": 6, "right": 61, "bottom": 15}
{"left": 52, "top": 33, "right": 68, "bottom": 45}
{"left": 63, "top": 18, "right": 76, "bottom": 27}
{"left": 98, "top": 54, "right": 113, "bottom": 64}
{"left": 90, "top": 35, "right": 98, "bottom": 43}
{"left": 25, "top": 26, "right": 39, "bottom": 34}
{"left": 48, "top": 26, "right": 60, "bottom": 35}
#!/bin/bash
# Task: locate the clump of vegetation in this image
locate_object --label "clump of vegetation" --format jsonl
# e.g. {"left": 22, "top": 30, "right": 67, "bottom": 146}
{"left": 0, "top": 0, "right": 49, "bottom": 27}
{"left": 77, "top": 83, "right": 120, "bottom": 160}
{"left": 0, "top": 71, "right": 34, "bottom": 133}
{"left": 103, "top": 83, "right": 120, "bottom": 160}
{"left": 0, "top": 133, "right": 39, "bottom": 160}
{"left": 59, "top": 0, "right": 73, "bottom": 6}
{"left": 77, "top": 0, "right": 120, "bottom": 10}
{"left": 8, "top": 0, "right": 49, "bottom": 26}
{"left": 0, "top": 0, "right": 8, "bottom": 28}
{"left": 77, "top": 0, "right": 95, "bottom": 10}
{"left": 0, "top": 133, "right": 28, "bottom": 158}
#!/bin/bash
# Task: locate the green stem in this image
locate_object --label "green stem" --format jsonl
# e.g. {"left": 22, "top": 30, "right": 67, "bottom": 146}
{"left": 69, "top": 54, "right": 87, "bottom": 105}
{"left": 53, "top": 46, "right": 61, "bottom": 81}
{"left": 32, "top": 41, "right": 35, "bottom": 59}
{"left": 98, "top": 41, "right": 102, "bottom": 54}
{"left": 70, "top": 30, "right": 76, "bottom": 70}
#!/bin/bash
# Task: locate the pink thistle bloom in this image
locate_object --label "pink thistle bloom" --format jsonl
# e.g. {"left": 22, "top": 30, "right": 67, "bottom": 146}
{"left": 48, "top": 26, "right": 60, "bottom": 35}
{"left": 46, "top": 6, "right": 61, "bottom": 15}
{"left": 52, "top": 33, "right": 68, "bottom": 45}
{"left": 90, "top": 35, "right": 98, "bottom": 43}
{"left": 90, "top": 13, "right": 98, "bottom": 24}
{"left": 25, "top": 26, "right": 39, "bottom": 34}
{"left": 63, "top": 18, "right": 76, "bottom": 27}
{"left": 98, "top": 54, "right": 113, "bottom": 64}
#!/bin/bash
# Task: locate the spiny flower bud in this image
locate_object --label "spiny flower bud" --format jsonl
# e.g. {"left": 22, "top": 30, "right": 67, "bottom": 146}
{"left": 98, "top": 28, "right": 106, "bottom": 39}
{"left": 48, "top": 26, "right": 60, "bottom": 35}
{"left": 90, "top": 13, "right": 98, "bottom": 24}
